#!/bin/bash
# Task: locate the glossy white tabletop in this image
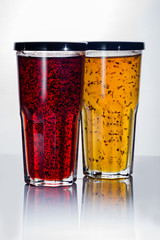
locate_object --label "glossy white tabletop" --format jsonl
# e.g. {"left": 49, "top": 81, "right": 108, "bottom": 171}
{"left": 0, "top": 155, "right": 160, "bottom": 240}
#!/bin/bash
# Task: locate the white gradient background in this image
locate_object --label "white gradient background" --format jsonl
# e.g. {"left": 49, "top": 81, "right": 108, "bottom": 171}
{"left": 0, "top": 1, "right": 160, "bottom": 240}
{"left": 0, "top": 0, "right": 159, "bottom": 156}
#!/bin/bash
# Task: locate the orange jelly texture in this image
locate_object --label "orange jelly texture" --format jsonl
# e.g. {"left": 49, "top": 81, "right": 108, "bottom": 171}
{"left": 82, "top": 55, "right": 141, "bottom": 173}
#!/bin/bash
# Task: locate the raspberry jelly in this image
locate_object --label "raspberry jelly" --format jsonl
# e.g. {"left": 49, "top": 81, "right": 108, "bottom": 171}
{"left": 17, "top": 53, "right": 84, "bottom": 186}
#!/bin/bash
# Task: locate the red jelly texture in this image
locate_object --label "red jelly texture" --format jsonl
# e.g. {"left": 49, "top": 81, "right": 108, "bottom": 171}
{"left": 18, "top": 56, "right": 84, "bottom": 181}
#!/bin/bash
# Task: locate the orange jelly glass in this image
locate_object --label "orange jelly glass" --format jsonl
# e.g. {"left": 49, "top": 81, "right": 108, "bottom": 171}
{"left": 81, "top": 42, "right": 144, "bottom": 178}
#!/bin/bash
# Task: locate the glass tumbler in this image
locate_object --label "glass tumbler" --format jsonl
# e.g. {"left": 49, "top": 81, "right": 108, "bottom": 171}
{"left": 81, "top": 42, "right": 144, "bottom": 178}
{"left": 15, "top": 42, "right": 85, "bottom": 186}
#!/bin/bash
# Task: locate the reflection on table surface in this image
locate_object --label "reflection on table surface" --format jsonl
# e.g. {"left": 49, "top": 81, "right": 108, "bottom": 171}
{"left": 80, "top": 177, "right": 134, "bottom": 240}
{"left": 81, "top": 177, "right": 134, "bottom": 239}
{"left": 23, "top": 184, "right": 78, "bottom": 240}
{"left": 1, "top": 156, "right": 160, "bottom": 240}
{"left": 23, "top": 177, "right": 134, "bottom": 240}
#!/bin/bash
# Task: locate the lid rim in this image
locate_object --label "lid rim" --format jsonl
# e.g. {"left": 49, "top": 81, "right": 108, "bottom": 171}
{"left": 86, "top": 41, "right": 145, "bottom": 50}
{"left": 14, "top": 42, "right": 87, "bottom": 51}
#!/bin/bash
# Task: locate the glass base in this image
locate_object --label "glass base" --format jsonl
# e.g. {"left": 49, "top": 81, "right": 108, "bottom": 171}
{"left": 25, "top": 176, "right": 75, "bottom": 187}
{"left": 84, "top": 169, "right": 131, "bottom": 179}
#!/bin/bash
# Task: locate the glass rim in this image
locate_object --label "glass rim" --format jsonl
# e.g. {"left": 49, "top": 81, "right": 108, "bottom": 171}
{"left": 16, "top": 51, "right": 85, "bottom": 58}
{"left": 85, "top": 50, "right": 142, "bottom": 57}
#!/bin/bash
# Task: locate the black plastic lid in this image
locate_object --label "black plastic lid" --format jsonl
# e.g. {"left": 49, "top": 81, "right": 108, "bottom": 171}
{"left": 86, "top": 41, "right": 145, "bottom": 51}
{"left": 14, "top": 42, "right": 87, "bottom": 51}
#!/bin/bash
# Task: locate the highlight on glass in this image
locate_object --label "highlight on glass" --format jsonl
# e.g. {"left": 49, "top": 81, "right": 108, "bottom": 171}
{"left": 81, "top": 42, "right": 144, "bottom": 179}
{"left": 15, "top": 42, "right": 85, "bottom": 186}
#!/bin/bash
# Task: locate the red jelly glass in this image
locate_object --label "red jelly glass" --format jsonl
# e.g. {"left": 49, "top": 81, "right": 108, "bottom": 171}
{"left": 15, "top": 42, "right": 85, "bottom": 186}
